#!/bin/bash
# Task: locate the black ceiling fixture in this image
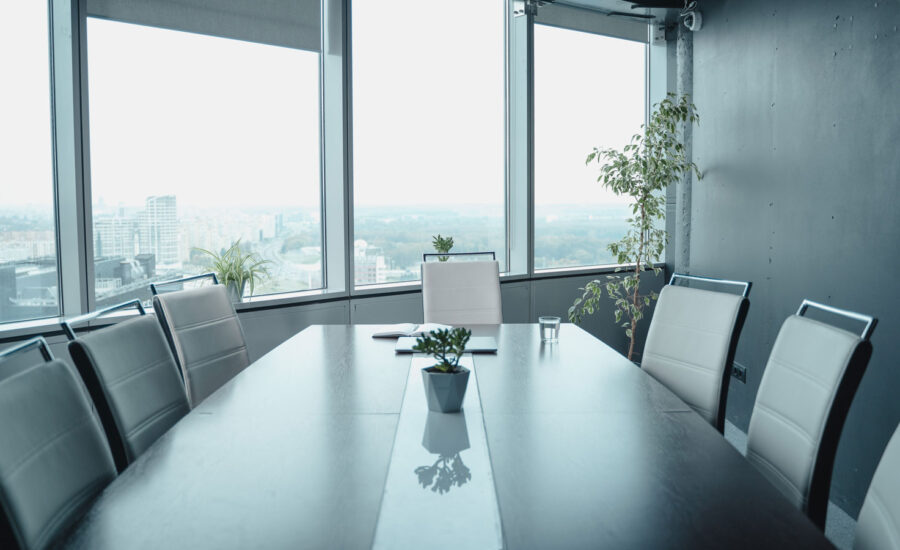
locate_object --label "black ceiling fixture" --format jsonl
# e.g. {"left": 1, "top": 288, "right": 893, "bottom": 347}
{"left": 606, "top": 11, "right": 655, "bottom": 20}
{"left": 626, "top": 0, "right": 685, "bottom": 8}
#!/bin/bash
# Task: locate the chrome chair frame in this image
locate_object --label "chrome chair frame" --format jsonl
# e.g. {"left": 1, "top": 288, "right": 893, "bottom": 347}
{"left": 149, "top": 272, "right": 218, "bottom": 296}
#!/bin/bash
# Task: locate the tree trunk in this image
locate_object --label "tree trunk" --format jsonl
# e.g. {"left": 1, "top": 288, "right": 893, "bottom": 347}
{"left": 628, "top": 200, "right": 647, "bottom": 361}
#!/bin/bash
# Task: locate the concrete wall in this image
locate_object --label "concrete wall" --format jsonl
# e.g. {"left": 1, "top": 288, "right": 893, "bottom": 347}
{"left": 689, "top": 0, "right": 900, "bottom": 515}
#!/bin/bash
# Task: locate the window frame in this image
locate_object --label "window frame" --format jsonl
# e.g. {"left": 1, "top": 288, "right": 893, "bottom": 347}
{"left": 529, "top": 6, "right": 650, "bottom": 274}
{"left": 0, "top": 0, "right": 71, "bottom": 325}
{"left": 346, "top": 0, "right": 511, "bottom": 292}
{"left": 78, "top": 3, "right": 331, "bottom": 307}
{"left": 0, "top": 0, "right": 664, "bottom": 333}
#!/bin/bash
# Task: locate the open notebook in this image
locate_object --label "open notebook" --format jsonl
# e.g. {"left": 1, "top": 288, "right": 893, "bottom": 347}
{"left": 371, "top": 323, "right": 452, "bottom": 338}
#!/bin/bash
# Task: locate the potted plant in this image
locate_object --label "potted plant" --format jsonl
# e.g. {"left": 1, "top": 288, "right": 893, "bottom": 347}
{"left": 431, "top": 234, "right": 454, "bottom": 262}
{"left": 568, "top": 93, "right": 701, "bottom": 361}
{"left": 195, "top": 240, "right": 271, "bottom": 303}
{"left": 413, "top": 327, "right": 472, "bottom": 413}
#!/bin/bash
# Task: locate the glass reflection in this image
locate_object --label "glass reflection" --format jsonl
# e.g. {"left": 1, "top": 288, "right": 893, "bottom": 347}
{"left": 414, "top": 411, "right": 471, "bottom": 494}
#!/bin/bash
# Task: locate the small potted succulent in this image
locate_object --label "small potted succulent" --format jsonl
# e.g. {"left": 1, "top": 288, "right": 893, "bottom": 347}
{"left": 413, "top": 327, "right": 472, "bottom": 413}
{"left": 431, "top": 234, "right": 454, "bottom": 262}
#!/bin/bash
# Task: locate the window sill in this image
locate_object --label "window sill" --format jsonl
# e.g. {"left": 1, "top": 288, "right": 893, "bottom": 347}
{"left": 530, "top": 262, "right": 665, "bottom": 281}
{"left": 0, "top": 316, "right": 68, "bottom": 343}
{"left": 0, "top": 265, "right": 668, "bottom": 342}
{"left": 235, "top": 288, "right": 346, "bottom": 312}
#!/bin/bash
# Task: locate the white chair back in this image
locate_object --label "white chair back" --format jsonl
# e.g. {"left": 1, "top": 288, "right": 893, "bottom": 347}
{"left": 855, "top": 423, "right": 900, "bottom": 550}
{"left": 747, "top": 305, "right": 875, "bottom": 528}
{"left": 642, "top": 284, "right": 748, "bottom": 431}
{"left": 421, "top": 260, "right": 502, "bottom": 325}
{"left": 153, "top": 285, "right": 251, "bottom": 406}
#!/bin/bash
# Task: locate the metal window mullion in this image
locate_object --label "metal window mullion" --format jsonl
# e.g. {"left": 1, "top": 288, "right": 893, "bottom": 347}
{"left": 525, "top": 11, "right": 535, "bottom": 277}
{"left": 506, "top": 2, "right": 531, "bottom": 278}
{"left": 321, "top": 0, "right": 349, "bottom": 295}
{"left": 50, "top": 0, "right": 91, "bottom": 318}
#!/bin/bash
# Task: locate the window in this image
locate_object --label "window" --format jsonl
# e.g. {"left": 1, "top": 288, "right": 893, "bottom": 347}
{"left": 533, "top": 25, "right": 646, "bottom": 270}
{"left": 0, "top": 2, "right": 59, "bottom": 324}
{"left": 351, "top": 0, "right": 506, "bottom": 286}
{"left": 86, "top": 14, "right": 322, "bottom": 307}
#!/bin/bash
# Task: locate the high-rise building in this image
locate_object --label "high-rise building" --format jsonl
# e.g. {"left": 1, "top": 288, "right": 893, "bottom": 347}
{"left": 94, "top": 216, "right": 137, "bottom": 258}
{"left": 353, "top": 239, "right": 386, "bottom": 285}
{"left": 139, "top": 195, "right": 178, "bottom": 265}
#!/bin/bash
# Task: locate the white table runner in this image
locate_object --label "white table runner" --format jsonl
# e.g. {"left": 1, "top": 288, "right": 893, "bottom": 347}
{"left": 372, "top": 355, "right": 503, "bottom": 550}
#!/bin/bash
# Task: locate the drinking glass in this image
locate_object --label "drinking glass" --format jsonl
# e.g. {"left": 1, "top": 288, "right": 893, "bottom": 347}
{"left": 539, "top": 316, "right": 561, "bottom": 343}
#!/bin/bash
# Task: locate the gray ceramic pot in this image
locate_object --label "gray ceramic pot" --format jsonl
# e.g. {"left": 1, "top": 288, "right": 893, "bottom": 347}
{"left": 225, "top": 280, "right": 246, "bottom": 303}
{"left": 421, "top": 366, "right": 470, "bottom": 413}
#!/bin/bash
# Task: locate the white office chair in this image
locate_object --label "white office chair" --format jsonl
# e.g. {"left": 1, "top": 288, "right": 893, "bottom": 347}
{"left": 746, "top": 300, "right": 877, "bottom": 529}
{"left": 152, "top": 281, "right": 251, "bottom": 407}
{"left": 62, "top": 300, "right": 190, "bottom": 473}
{"left": 421, "top": 260, "right": 502, "bottom": 326}
{"left": 0, "top": 338, "right": 117, "bottom": 550}
{"left": 854, "top": 423, "right": 900, "bottom": 550}
{"left": 641, "top": 273, "right": 751, "bottom": 432}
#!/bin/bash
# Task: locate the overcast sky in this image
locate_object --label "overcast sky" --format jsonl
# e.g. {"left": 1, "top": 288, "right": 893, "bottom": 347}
{"left": 0, "top": 2, "right": 54, "bottom": 208}
{"left": 2, "top": 1, "right": 645, "bottom": 210}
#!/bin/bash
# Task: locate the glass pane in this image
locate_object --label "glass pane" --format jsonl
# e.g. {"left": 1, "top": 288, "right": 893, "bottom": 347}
{"left": 87, "top": 18, "right": 322, "bottom": 307}
{"left": 352, "top": 0, "right": 506, "bottom": 287}
{"left": 534, "top": 26, "right": 646, "bottom": 270}
{"left": 0, "top": 3, "right": 59, "bottom": 324}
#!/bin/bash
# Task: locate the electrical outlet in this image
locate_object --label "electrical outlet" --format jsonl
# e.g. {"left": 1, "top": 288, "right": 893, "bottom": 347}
{"left": 732, "top": 363, "right": 747, "bottom": 384}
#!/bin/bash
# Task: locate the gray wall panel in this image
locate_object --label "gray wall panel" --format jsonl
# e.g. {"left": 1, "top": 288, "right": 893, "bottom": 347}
{"left": 349, "top": 293, "right": 424, "bottom": 325}
{"left": 690, "top": 0, "right": 900, "bottom": 515}
{"left": 501, "top": 281, "right": 532, "bottom": 323}
{"left": 239, "top": 302, "right": 349, "bottom": 362}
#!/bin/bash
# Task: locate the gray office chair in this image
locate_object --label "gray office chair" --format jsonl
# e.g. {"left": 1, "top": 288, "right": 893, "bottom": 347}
{"left": 63, "top": 300, "right": 190, "bottom": 473}
{"left": 641, "top": 273, "right": 751, "bottom": 432}
{"left": 0, "top": 338, "right": 117, "bottom": 550}
{"left": 855, "top": 423, "right": 900, "bottom": 550}
{"left": 747, "top": 300, "right": 877, "bottom": 529}
{"left": 152, "top": 278, "right": 250, "bottom": 406}
{"left": 421, "top": 259, "right": 502, "bottom": 325}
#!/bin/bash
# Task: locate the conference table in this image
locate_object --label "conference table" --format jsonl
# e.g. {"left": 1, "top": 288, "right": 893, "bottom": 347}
{"left": 63, "top": 324, "right": 832, "bottom": 549}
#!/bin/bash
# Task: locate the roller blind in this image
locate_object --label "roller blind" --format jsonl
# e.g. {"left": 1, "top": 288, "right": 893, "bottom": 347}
{"left": 535, "top": 3, "right": 649, "bottom": 43}
{"left": 87, "top": 0, "right": 321, "bottom": 52}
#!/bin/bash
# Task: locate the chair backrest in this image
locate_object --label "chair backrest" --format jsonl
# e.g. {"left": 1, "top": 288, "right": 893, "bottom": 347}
{"left": 422, "top": 252, "right": 496, "bottom": 262}
{"left": 153, "top": 284, "right": 250, "bottom": 406}
{"left": 0, "top": 338, "right": 116, "bottom": 550}
{"left": 67, "top": 316, "right": 190, "bottom": 472}
{"left": 149, "top": 272, "right": 218, "bottom": 296}
{"left": 747, "top": 301, "right": 877, "bottom": 529}
{"left": 641, "top": 280, "right": 750, "bottom": 432}
{"left": 855, "top": 423, "right": 900, "bottom": 550}
{"left": 421, "top": 260, "right": 502, "bottom": 326}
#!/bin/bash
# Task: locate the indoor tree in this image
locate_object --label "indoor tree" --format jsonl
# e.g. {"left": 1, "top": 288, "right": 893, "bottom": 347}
{"left": 568, "top": 93, "right": 700, "bottom": 361}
